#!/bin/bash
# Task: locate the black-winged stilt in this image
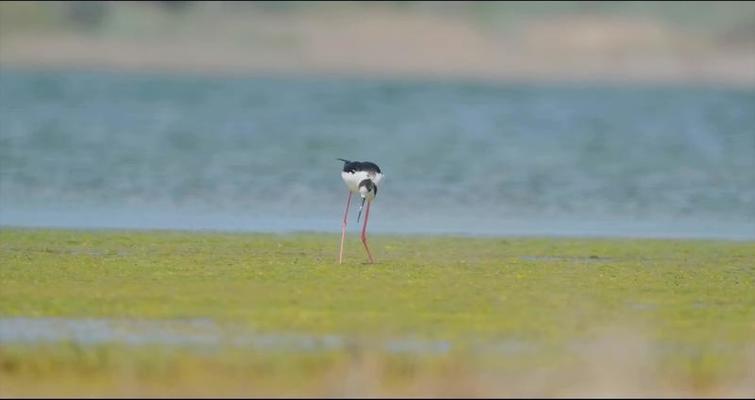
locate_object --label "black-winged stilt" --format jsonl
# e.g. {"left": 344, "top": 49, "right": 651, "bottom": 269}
{"left": 337, "top": 158, "right": 383, "bottom": 264}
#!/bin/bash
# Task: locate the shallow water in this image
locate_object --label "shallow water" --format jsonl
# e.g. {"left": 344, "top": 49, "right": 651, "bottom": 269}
{"left": 1, "top": 69, "right": 753, "bottom": 239}
{"left": 1, "top": 317, "right": 527, "bottom": 356}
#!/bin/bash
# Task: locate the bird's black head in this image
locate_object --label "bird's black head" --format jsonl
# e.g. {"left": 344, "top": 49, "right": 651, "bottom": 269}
{"left": 356, "top": 179, "right": 377, "bottom": 223}
{"left": 358, "top": 179, "right": 377, "bottom": 198}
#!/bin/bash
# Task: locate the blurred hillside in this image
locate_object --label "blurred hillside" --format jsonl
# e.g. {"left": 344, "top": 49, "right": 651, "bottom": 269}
{"left": 1, "top": 1, "right": 754, "bottom": 85}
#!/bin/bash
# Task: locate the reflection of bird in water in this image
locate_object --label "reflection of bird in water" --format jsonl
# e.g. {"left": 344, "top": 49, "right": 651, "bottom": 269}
{"left": 337, "top": 158, "right": 383, "bottom": 264}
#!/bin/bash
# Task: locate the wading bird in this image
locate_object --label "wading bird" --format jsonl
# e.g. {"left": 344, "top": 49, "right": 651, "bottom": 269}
{"left": 337, "top": 158, "right": 383, "bottom": 264}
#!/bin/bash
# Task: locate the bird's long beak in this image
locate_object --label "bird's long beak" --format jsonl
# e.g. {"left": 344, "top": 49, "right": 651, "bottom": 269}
{"left": 357, "top": 197, "right": 366, "bottom": 223}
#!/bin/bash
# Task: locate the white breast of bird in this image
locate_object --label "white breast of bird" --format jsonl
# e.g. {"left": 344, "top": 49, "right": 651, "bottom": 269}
{"left": 342, "top": 171, "right": 383, "bottom": 193}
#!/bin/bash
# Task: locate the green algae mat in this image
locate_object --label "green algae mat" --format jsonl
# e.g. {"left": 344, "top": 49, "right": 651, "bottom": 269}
{"left": 1, "top": 228, "right": 753, "bottom": 396}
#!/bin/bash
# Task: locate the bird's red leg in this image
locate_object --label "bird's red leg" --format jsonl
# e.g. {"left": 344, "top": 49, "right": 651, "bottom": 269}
{"left": 338, "top": 191, "right": 352, "bottom": 264}
{"left": 360, "top": 200, "right": 375, "bottom": 263}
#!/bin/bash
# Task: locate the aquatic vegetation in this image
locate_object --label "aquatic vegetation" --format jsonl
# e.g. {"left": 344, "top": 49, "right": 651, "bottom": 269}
{"left": 0, "top": 228, "right": 753, "bottom": 396}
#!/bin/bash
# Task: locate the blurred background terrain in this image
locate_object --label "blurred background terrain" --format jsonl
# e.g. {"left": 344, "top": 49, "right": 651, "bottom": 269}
{"left": 1, "top": 1, "right": 754, "bottom": 85}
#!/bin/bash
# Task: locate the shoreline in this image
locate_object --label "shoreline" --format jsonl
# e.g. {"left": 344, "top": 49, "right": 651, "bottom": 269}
{"left": 2, "top": 41, "right": 752, "bottom": 89}
{"left": 2, "top": 224, "right": 753, "bottom": 243}
{"left": 3, "top": 62, "right": 755, "bottom": 92}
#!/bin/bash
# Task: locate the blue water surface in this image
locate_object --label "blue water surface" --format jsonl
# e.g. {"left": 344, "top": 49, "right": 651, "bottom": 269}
{"left": 1, "top": 69, "right": 753, "bottom": 239}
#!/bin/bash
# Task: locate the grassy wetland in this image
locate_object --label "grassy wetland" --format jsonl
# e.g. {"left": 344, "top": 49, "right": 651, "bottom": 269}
{"left": 1, "top": 228, "right": 753, "bottom": 397}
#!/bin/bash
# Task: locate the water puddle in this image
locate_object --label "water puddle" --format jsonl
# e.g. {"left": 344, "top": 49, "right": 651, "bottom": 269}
{"left": 0, "top": 318, "right": 542, "bottom": 356}
{"left": 0, "top": 317, "right": 459, "bottom": 355}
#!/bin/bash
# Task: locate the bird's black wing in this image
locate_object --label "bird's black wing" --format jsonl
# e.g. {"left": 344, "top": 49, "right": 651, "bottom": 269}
{"left": 339, "top": 159, "right": 381, "bottom": 174}
{"left": 359, "top": 161, "right": 381, "bottom": 174}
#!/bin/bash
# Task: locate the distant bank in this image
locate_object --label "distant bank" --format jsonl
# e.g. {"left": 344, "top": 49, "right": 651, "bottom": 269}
{"left": 1, "top": 6, "right": 754, "bottom": 87}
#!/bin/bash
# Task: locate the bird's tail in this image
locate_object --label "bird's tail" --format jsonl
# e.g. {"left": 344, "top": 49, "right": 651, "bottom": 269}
{"left": 337, "top": 158, "right": 350, "bottom": 163}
